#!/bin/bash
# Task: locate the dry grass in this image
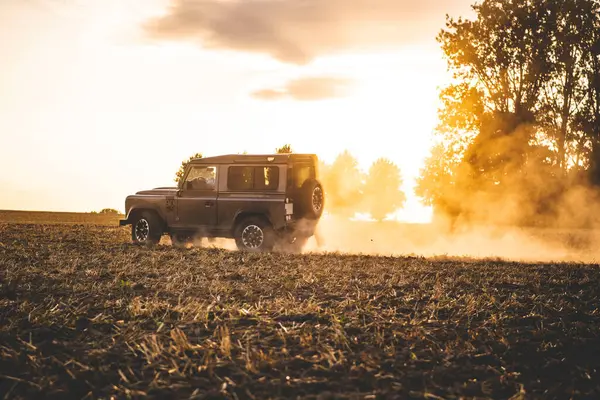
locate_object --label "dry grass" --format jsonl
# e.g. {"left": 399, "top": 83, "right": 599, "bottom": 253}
{"left": 0, "top": 211, "right": 122, "bottom": 226}
{"left": 1, "top": 215, "right": 600, "bottom": 399}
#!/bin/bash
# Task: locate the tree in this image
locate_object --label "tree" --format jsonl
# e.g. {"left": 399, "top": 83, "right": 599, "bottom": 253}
{"left": 99, "top": 208, "right": 120, "bottom": 215}
{"left": 439, "top": 0, "right": 555, "bottom": 114}
{"left": 416, "top": 0, "right": 600, "bottom": 227}
{"left": 175, "top": 153, "right": 203, "bottom": 184}
{"left": 276, "top": 144, "right": 293, "bottom": 154}
{"left": 362, "top": 158, "right": 406, "bottom": 221}
{"left": 538, "top": 0, "right": 598, "bottom": 171}
{"left": 319, "top": 150, "right": 364, "bottom": 217}
{"left": 579, "top": 3, "right": 600, "bottom": 183}
{"left": 415, "top": 83, "right": 486, "bottom": 212}
{"left": 415, "top": 143, "right": 460, "bottom": 212}
{"left": 435, "top": 0, "right": 556, "bottom": 166}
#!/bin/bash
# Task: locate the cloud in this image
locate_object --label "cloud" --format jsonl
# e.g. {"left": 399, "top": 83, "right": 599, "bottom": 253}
{"left": 251, "top": 76, "right": 353, "bottom": 101}
{"left": 143, "top": 0, "right": 470, "bottom": 64}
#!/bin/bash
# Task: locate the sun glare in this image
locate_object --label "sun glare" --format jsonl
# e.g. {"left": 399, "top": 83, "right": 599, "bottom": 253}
{"left": 301, "top": 49, "right": 446, "bottom": 223}
{"left": 0, "top": 2, "right": 449, "bottom": 222}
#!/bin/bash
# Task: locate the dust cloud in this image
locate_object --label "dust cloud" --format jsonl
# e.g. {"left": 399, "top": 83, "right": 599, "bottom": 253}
{"left": 299, "top": 183, "right": 600, "bottom": 263}
{"left": 302, "top": 216, "right": 600, "bottom": 263}
{"left": 290, "top": 119, "right": 600, "bottom": 263}
{"left": 173, "top": 215, "right": 600, "bottom": 263}
{"left": 171, "top": 194, "right": 600, "bottom": 264}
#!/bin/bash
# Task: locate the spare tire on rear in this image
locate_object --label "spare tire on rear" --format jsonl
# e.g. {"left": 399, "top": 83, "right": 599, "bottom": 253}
{"left": 297, "top": 178, "right": 324, "bottom": 220}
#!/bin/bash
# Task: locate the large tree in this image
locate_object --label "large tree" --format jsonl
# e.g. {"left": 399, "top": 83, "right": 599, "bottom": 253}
{"left": 539, "top": 0, "right": 598, "bottom": 170}
{"left": 579, "top": 3, "right": 600, "bottom": 184}
{"left": 417, "top": 0, "right": 600, "bottom": 227}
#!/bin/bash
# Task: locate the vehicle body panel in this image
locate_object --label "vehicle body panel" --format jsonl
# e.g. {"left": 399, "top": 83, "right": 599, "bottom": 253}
{"left": 171, "top": 163, "right": 219, "bottom": 230}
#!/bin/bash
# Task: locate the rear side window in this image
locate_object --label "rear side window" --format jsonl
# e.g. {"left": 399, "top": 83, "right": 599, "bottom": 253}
{"left": 292, "top": 165, "right": 315, "bottom": 189}
{"left": 228, "top": 166, "right": 279, "bottom": 190}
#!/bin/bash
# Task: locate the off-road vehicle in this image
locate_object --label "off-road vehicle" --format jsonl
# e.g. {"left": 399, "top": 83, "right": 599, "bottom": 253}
{"left": 119, "top": 153, "right": 324, "bottom": 252}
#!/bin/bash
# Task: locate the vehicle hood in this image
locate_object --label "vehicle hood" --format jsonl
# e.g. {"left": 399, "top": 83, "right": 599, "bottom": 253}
{"left": 135, "top": 187, "right": 178, "bottom": 196}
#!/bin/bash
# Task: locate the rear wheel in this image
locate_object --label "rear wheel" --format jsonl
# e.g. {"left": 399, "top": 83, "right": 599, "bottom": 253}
{"left": 234, "top": 216, "right": 275, "bottom": 252}
{"left": 131, "top": 211, "right": 163, "bottom": 245}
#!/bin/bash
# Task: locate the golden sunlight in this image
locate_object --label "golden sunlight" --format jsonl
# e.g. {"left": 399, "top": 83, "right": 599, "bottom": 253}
{"left": 0, "top": 0, "right": 454, "bottom": 223}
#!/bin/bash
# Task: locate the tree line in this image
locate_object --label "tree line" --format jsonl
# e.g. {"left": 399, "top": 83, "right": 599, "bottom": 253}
{"left": 416, "top": 0, "right": 600, "bottom": 228}
{"left": 175, "top": 145, "right": 406, "bottom": 221}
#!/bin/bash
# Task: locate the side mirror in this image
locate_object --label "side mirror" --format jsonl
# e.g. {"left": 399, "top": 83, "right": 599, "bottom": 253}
{"left": 176, "top": 189, "right": 182, "bottom": 197}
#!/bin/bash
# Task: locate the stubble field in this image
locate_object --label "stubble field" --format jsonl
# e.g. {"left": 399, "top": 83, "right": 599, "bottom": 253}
{"left": 1, "top": 212, "right": 600, "bottom": 399}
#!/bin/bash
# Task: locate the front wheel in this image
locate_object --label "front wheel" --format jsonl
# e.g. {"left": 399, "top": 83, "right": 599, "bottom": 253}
{"left": 131, "top": 211, "right": 163, "bottom": 245}
{"left": 234, "top": 217, "right": 275, "bottom": 252}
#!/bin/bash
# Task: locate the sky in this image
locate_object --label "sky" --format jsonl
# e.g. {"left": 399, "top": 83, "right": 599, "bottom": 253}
{"left": 0, "top": 0, "right": 475, "bottom": 222}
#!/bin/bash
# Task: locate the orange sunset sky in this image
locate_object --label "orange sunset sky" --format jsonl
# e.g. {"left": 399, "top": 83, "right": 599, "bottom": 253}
{"left": 0, "top": 0, "right": 475, "bottom": 222}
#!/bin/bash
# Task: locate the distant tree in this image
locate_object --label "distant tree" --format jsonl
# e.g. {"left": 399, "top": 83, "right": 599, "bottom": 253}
{"left": 363, "top": 158, "right": 406, "bottom": 221}
{"left": 175, "top": 152, "right": 203, "bottom": 184}
{"left": 276, "top": 144, "right": 293, "bottom": 154}
{"left": 320, "top": 150, "right": 364, "bottom": 217}
{"left": 99, "top": 208, "right": 120, "bottom": 215}
{"left": 415, "top": 142, "right": 468, "bottom": 221}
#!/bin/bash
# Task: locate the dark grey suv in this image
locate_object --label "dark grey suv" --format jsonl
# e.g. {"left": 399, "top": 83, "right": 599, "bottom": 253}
{"left": 119, "top": 153, "right": 324, "bottom": 252}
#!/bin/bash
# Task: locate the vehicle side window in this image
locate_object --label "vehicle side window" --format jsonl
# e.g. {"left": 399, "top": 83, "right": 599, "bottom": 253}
{"left": 184, "top": 166, "right": 216, "bottom": 191}
{"left": 255, "top": 166, "right": 279, "bottom": 190}
{"left": 228, "top": 166, "right": 279, "bottom": 190}
{"left": 228, "top": 166, "right": 254, "bottom": 190}
{"left": 293, "top": 165, "right": 315, "bottom": 189}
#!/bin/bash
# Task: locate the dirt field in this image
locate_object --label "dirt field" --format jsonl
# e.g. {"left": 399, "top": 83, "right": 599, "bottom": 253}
{"left": 2, "top": 213, "right": 600, "bottom": 398}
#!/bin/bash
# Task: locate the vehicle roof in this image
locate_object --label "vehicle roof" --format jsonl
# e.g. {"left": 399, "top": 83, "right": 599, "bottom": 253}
{"left": 189, "top": 153, "right": 318, "bottom": 165}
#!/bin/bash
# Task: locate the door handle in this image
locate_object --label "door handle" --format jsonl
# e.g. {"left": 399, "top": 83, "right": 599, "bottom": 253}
{"left": 205, "top": 201, "right": 214, "bottom": 208}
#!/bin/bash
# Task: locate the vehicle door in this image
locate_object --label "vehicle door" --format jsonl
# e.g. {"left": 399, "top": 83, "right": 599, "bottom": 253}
{"left": 177, "top": 165, "right": 218, "bottom": 228}
{"left": 217, "top": 164, "right": 283, "bottom": 231}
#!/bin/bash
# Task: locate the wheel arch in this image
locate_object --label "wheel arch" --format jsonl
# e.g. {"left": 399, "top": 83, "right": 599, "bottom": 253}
{"left": 129, "top": 207, "right": 167, "bottom": 230}
{"left": 232, "top": 211, "right": 273, "bottom": 234}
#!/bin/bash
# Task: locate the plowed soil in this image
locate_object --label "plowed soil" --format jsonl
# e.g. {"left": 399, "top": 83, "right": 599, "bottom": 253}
{"left": 1, "top": 219, "right": 600, "bottom": 399}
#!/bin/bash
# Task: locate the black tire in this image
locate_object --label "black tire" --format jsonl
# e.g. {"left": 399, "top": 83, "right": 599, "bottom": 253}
{"left": 131, "top": 211, "right": 163, "bottom": 245}
{"left": 234, "top": 216, "right": 275, "bottom": 252}
{"left": 297, "top": 178, "right": 325, "bottom": 220}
